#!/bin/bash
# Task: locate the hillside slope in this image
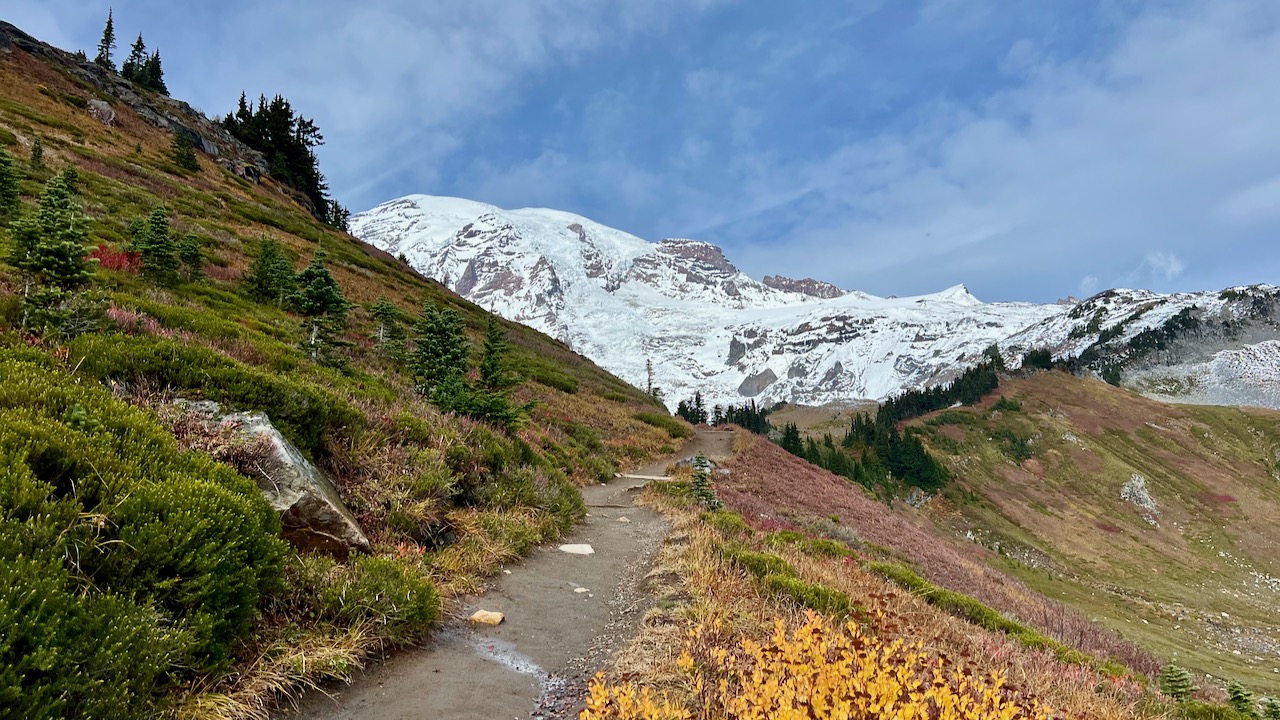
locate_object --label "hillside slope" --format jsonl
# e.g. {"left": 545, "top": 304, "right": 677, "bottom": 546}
{"left": 0, "top": 21, "right": 687, "bottom": 719}
{"left": 909, "top": 372, "right": 1280, "bottom": 694}
{"left": 353, "top": 194, "right": 1280, "bottom": 410}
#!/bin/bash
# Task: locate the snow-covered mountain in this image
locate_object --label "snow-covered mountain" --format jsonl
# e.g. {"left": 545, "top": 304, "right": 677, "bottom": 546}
{"left": 352, "top": 195, "right": 1280, "bottom": 409}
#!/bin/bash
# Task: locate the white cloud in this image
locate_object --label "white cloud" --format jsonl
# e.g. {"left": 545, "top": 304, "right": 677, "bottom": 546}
{"left": 720, "top": 0, "right": 1280, "bottom": 299}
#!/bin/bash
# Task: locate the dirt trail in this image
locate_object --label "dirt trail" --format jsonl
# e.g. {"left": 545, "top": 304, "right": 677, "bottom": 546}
{"left": 290, "top": 429, "right": 733, "bottom": 720}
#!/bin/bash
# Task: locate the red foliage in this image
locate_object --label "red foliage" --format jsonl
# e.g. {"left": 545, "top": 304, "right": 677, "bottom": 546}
{"left": 722, "top": 435, "right": 1162, "bottom": 676}
{"left": 89, "top": 244, "right": 140, "bottom": 273}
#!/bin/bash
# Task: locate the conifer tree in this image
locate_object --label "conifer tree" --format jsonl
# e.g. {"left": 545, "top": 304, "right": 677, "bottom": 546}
{"left": 478, "top": 315, "right": 518, "bottom": 393}
{"left": 780, "top": 422, "right": 803, "bottom": 455}
{"left": 244, "top": 237, "right": 295, "bottom": 307}
{"left": 143, "top": 51, "right": 168, "bottom": 95}
{"left": 29, "top": 138, "right": 44, "bottom": 171}
{"left": 293, "top": 251, "right": 349, "bottom": 364}
{"left": 371, "top": 295, "right": 406, "bottom": 360}
{"left": 94, "top": 9, "right": 117, "bottom": 70}
{"left": 1228, "top": 680, "right": 1258, "bottom": 718}
{"left": 5, "top": 175, "right": 95, "bottom": 334}
{"left": 59, "top": 165, "right": 79, "bottom": 195}
{"left": 1159, "top": 663, "right": 1197, "bottom": 702}
{"left": 1262, "top": 697, "right": 1280, "bottom": 720}
{"left": 0, "top": 148, "right": 18, "bottom": 222}
{"left": 130, "top": 206, "right": 179, "bottom": 286}
{"left": 121, "top": 34, "right": 146, "bottom": 82}
{"left": 176, "top": 233, "right": 202, "bottom": 282}
{"left": 409, "top": 303, "right": 470, "bottom": 394}
{"left": 170, "top": 131, "right": 198, "bottom": 172}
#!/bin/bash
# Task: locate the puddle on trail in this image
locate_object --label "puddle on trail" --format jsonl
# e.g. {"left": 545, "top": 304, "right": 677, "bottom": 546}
{"left": 438, "top": 626, "right": 575, "bottom": 717}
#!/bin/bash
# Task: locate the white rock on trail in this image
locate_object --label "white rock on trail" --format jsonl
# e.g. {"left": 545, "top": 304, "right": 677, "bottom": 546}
{"left": 558, "top": 544, "right": 595, "bottom": 555}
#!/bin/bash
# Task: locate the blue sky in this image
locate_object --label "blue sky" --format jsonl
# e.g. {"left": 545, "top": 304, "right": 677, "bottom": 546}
{"left": 6, "top": 1, "right": 1280, "bottom": 302}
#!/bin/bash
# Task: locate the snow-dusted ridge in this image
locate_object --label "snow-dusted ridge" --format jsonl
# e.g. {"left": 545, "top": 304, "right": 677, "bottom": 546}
{"left": 353, "top": 195, "right": 1280, "bottom": 408}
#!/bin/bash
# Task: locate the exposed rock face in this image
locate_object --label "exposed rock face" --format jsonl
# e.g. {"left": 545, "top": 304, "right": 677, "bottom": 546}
{"left": 181, "top": 400, "right": 371, "bottom": 557}
{"left": 763, "top": 275, "right": 847, "bottom": 299}
{"left": 232, "top": 411, "right": 372, "bottom": 556}
{"left": 738, "top": 368, "right": 778, "bottom": 397}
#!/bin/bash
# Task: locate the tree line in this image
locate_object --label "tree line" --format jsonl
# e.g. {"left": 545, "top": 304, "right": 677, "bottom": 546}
{"left": 93, "top": 9, "right": 168, "bottom": 94}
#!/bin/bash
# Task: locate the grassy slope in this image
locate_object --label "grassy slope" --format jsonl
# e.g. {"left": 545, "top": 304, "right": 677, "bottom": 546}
{"left": 910, "top": 371, "right": 1280, "bottom": 694}
{"left": 0, "top": 35, "right": 692, "bottom": 716}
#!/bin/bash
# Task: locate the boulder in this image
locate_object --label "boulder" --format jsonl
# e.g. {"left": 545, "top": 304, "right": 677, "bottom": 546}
{"left": 178, "top": 400, "right": 371, "bottom": 557}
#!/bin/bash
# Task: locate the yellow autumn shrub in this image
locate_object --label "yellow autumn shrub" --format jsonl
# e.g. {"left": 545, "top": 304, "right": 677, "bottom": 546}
{"left": 582, "top": 612, "right": 1054, "bottom": 720}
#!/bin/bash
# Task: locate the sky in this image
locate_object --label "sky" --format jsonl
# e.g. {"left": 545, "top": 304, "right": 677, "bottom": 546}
{"left": 5, "top": 0, "right": 1279, "bottom": 302}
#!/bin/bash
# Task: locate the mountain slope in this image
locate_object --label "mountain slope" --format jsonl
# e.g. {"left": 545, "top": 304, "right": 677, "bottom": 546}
{"left": 353, "top": 194, "right": 1280, "bottom": 409}
{"left": 909, "top": 372, "right": 1280, "bottom": 694}
{"left": 0, "top": 21, "right": 683, "bottom": 718}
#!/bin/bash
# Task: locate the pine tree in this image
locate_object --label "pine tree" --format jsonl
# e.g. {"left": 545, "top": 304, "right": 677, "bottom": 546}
{"left": 121, "top": 34, "right": 146, "bottom": 83}
{"left": 409, "top": 303, "right": 470, "bottom": 394}
{"left": 478, "top": 315, "right": 518, "bottom": 393}
{"left": 293, "top": 251, "right": 349, "bottom": 364}
{"left": 29, "top": 138, "right": 44, "bottom": 171}
{"left": 142, "top": 51, "right": 167, "bottom": 95}
{"left": 176, "top": 233, "right": 202, "bottom": 282}
{"left": 244, "top": 237, "right": 295, "bottom": 307}
{"left": 170, "top": 131, "right": 198, "bottom": 172}
{"left": 1158, "top": 663, "right": 1197, "bottom": 702}
{"left": 370, "top": 295, "right": 406, "bottom": 361}
{"left": 59, "top": 165, "right": 79, "bottom": 195}
{"left": 0, "top": 148, "right": 18, "bottom": 222}
{"left": 94, "top": 9, "right": 117, "bottom": 70}
{"left": 1228, "top": 680, "right": 1258, "bottom": 718}
{"left": 780, "top": 422, "right": 803, "bottom": 456}
{"left": 1262, "top": 697, "right": 1280, "bottom": 720}
{"left": 6, "top": 175, "right": 95, "bottom": 335}
{"left": 130, "top": 206, "right": 179, "bottom": 286}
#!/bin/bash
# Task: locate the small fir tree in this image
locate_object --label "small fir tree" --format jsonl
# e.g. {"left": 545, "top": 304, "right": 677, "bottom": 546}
{"left": 170, "top": 131, "right": 198, "bottom": 172}
{"left": 244, "top": 237, "right": 295, "bottom": 307}
{"left": 5, "top": 175, "right": 96, "bottom": 334}
{"left": 478, "top": 315, "right": 518, "bottom": 393}
{"left": 1262, "top": 697, "right": 1280, "bottom": 720}
{"left": 690, "top": 453, "right": 722, "bottom": 510}
{"left": 29, "top": 138, "right": 44, "bottom": 171}
{"left": 58, "top": 165, "right": 79, "bottom": 195}
{"left": 130, "top": 206, "right": 179, "bottom": 286}
{"left": 371, "top": 295, "right": 406, "bottom": 360}
{"left": 409, "top": 303, "right": 470, "bottom": 394}
{"left": 0, "top": 148, "right": 19, "bottom": 221}
{"left": 293, "top": 250, "right": 349, "bottom": 364}
{"left": 1228, "top": 680, "right": 1258, "bottom": 718}
{"left": 94, "top": 9, "right": 117, "bottom": 70}
{"left": 176, "top": 233, "right": 203, "bottom": 282}
{"left": 780, "top": 422, "right": 803, "bottom": 456}
{"left": 1159, "top": 663, "right": 1197, "bottom": 702}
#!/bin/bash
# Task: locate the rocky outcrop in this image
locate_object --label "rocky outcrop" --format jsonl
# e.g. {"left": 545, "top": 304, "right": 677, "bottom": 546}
{"left": 738, "top": 368, "right": 778, "bottom": 397}
{"left": 763, "top": 275, "right": 847, "bottom": 299}
{"left": 180, "top": 400, "right": 371, "bottom": 557}
{"left": 0, "top": 21, "right": 267, "bottom": 177}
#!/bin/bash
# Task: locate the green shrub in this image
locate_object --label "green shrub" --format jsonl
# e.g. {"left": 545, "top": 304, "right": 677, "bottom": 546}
{"left": 67, "top": 334, "right": 360, "bottom": 455}
{"left": 992, "top": 396, "right": 1021, "bottom": 412}
{"left": 1175, "top": 702, "right": 1255, "bottom": 720}
{"left": 0, "top": 352, "right": 285, "bottom": 718}
{"left": 704, "top": 509, "right": 751, "bottom": 537}
{"left": 723, "top": 546, "right": 794, "bottom": 579}
{"left": 279, "top": 554, "right": 441, "bottom": 646}
{"left": 633, "top": 411, "right": 694, "bottom": 439}
{"left": 601, "top": 391, "right": 630, "bottom": 403}
{"left": 764, "top": 574, "right": 863, "bottom": 621}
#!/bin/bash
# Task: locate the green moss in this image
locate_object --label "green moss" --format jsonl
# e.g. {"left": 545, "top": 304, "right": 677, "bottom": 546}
{"left": 763, "top": 573, "right": 865, "bottom": 621}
